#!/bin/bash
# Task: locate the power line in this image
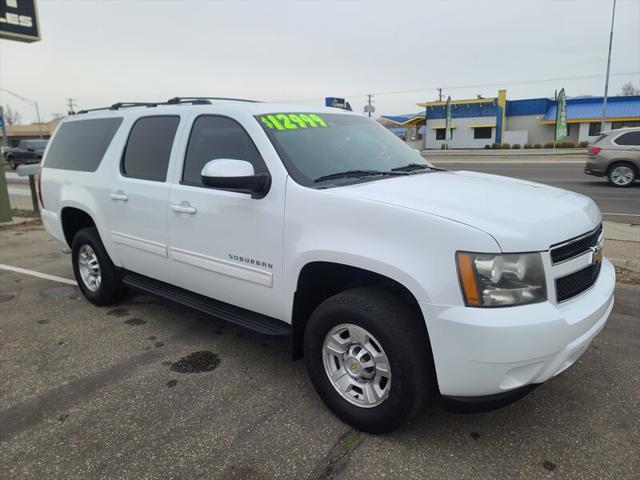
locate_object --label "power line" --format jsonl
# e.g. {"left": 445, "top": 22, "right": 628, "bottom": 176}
{"left": 279, "top": 70, "right": 640, "bottom": 103}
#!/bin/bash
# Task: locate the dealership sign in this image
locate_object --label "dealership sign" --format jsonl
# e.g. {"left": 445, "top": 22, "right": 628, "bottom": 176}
{"left": 0, "top": 0, "right": 40, "bottom": 42}
{"left": 555, "top": 88, "right": 568, "bottom": 140}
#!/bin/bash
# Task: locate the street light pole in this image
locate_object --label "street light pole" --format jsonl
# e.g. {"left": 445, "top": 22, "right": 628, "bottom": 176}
{"left": 601, "top": 0, "right": 617, "bottom": 133}
{"left": 0, "top": 88, "right": 43, "bottom": 138}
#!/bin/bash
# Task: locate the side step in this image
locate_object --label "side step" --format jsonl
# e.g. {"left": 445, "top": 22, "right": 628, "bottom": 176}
{"left": 122, "top": 272, "right": 290, "bottom": 336}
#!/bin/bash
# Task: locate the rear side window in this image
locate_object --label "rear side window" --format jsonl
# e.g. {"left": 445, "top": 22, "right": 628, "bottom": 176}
{"left": 122, "top": 116, "right": 180, "bottom": 181}
{"left": 614, "top": 131, "right": 640, "bottom": 146}
{"left": 182, "top": 115, "right": 265, "bottom": 186}
{"left": 45, "top": 118, "right": 122, "bottom": 171}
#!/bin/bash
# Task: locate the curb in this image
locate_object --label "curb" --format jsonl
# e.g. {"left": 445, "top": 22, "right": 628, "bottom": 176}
{"left": 610, "top": 258, "right": 640, "bottom": 273}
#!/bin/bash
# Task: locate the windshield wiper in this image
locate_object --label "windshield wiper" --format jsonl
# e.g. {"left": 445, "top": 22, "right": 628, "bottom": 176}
{"left": 314, "top": 169, "right": 408, "bottom": 183}
{"left": 391, "top": 163, "right": 444, "bottom": 172}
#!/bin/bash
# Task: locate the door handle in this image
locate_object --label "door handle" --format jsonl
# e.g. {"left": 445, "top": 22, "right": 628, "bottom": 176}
{"left": 110, "top": 191, "right": 129, "bottom": 201}
{"left": 171, "top": 202, "right": 197, "bottom": 214}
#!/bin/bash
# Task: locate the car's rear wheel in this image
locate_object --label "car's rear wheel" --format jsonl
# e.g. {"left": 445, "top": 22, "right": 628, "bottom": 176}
{"left": 72, "top": 227, "right": 125, "bottom": 306}
{"left": 608, "top": 162, "right": 636, "bottom": 187}
{"left": 304, "top": 287, "right": 433, "bottom": 433}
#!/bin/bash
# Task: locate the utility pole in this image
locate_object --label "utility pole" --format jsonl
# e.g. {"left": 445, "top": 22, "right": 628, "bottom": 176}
{"left": 366, "top": 94, "right": 375, "bottom": 118}
{"left": 437, "top": 88, "right": 443, "bottom": 102}
{"left": 66, "top": 98, "right": 77, "bottom": 115}
{"left": 0, "top": 89, "right": 43, "bottom": 138}
{"left": 601, "top": 0, "right": 616, "bottom": 132}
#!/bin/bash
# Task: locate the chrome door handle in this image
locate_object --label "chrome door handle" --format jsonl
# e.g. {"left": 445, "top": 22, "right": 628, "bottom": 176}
{"left": 171, "top": 202, "right": 197, "bottom": 214}
{"left": 110, "top": 191, "right": 128, "bottom": 201}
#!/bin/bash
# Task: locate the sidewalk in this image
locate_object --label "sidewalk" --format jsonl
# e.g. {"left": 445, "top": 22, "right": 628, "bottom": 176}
{"left": 423, "top": 149, "right": 586, "bottom": 164}
{"left": 604, "top": 221, "right": 640, "bottom": 271}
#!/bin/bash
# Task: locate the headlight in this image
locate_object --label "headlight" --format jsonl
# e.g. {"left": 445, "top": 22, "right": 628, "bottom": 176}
{"left": 456, "top": 252, "right": 547, "bottom": 307}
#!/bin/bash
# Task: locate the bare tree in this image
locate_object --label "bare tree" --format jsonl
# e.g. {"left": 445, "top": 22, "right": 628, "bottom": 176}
{"left": 3, "top": 105, "right": 21, "bottom": 125}
{"left": 620, "top": 82, "right": 640, "bottom": 96}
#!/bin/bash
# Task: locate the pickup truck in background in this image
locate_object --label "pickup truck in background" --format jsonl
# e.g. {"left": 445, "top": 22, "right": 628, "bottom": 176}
{"left": 4, "top": 139, "right": 48, "bottom": 169}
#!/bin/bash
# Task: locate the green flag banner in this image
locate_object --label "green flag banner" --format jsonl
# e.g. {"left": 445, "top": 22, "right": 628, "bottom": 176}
{"left": 445, "top": 96, "right": 452, "bottom": 142}
{"left": 555, "top": 88, "right": 568, "bottom": 140}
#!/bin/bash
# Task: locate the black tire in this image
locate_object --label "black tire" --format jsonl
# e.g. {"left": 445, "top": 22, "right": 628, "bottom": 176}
{"left": 71, "top": 227, "right": 125, "bottom": 306}
{"left": 607, "top": 162, "right": 637, "bottom": 187}
{"left": 304, "top": 287, "right": 434, "bottom": 433}
{"left": 8, "top": 157, "right": 18, "bottom": 169}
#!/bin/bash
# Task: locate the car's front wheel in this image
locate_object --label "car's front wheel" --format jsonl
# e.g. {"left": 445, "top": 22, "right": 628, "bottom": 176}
{"left": 608, "top": 162, "right": 636, "bottom": 187}
{"left": 8, "top": 157, "right": 18, "bottom": 169}
{"left": 304, "top": 287, "right": 434, "bottom": 433}
{"left": 71, "top": 227, "right": 125, "bottom": 306}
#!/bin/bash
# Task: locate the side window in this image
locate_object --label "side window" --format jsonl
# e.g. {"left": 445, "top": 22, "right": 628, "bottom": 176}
{"left": 615, "top": 131, "right": 640, "bottom": 146}
{"left": 45, "top": 118, "right": 123, "bottom": 171}
{"left": 122, "top": 116, "right": 180, "bottom": 181}
{"left": 182, "top": 116, "right": 266, "bottom": 186}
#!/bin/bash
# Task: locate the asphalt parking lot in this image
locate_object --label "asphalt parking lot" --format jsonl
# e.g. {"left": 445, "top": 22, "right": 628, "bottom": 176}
{"left": 1, "top": 225, "right": 639, "bottom": 480}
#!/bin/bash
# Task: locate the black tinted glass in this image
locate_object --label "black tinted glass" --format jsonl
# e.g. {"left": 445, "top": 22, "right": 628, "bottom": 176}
{"left": 45, "top": 118, "right": 122, "bottom": 171}
{"left": 122, "top": 116, "right": 180, "bottom": 181}
{"left": 182, "top": 116, "right": 264, "bottom": 186}
{"left": 615, "top": 131, "right": 640, "bottom": 146}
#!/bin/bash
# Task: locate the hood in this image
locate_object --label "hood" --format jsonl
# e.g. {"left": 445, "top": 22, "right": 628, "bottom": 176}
{"left": 336, "top": 170, "right": 601, "bottom": 252}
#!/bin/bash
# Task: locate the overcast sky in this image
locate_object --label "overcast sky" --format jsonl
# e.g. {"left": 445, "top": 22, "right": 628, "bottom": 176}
{"left": 1, "top": 0, "right": 639, "bottom": 122}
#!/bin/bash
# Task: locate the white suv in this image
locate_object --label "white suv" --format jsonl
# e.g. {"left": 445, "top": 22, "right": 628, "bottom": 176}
{"left": 39, "top": 98, "right": 615, "bottom": 433}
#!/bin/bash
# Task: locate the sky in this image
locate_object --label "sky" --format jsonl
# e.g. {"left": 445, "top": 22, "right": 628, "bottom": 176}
{"left": 1, "top": 0, "right": 639, "bottom": 123}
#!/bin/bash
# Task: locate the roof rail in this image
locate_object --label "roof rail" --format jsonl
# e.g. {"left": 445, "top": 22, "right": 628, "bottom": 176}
{"left": 77, "top": 102, "right": 159, "bottom": 114}
{"left": 166, "top": 96, "right": 261, "bottom": 104}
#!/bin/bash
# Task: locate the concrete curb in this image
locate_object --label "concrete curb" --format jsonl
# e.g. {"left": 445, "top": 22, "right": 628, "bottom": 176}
{"left": 610, "top": 258, "right": 640, "bottom": 273}
{"left": 423, "top": 148, "right": 587, "bottom": 156}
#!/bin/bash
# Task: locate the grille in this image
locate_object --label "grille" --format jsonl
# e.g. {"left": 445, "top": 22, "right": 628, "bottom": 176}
{"left": 550, "top": 224, "right": 602, "bottom": 264}
{"left": 556, "top": 262, "right": 601, "bottom": 302}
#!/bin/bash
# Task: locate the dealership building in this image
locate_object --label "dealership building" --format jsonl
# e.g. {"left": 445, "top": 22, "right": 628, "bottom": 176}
{"left": 382, "top": 91, "right": 640, "bottom": 149}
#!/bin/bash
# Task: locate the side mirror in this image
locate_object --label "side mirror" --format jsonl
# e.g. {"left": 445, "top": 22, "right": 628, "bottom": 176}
{"left": 200, "top": 159, "right": 270, "bottom": 199}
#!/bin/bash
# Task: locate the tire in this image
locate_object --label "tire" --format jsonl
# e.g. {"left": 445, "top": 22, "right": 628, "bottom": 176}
{"left": 304, "top": 287, "right": 434, "bottom": 433}
{"left": 608, "top": 162, "right": 636, "bottom": 187}
{"left": 71, "top": 227, "right": 125, "bottom": 306}
{"left": 8, "top": 157, "right": 17, "bottom": 170}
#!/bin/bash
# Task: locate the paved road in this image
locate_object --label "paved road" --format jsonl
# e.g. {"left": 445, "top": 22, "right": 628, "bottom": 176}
{"left": 1, "top": 226, "right": 639, "bottom": 480}
{"left": 429, "top": 161, "right": 640, "bottom": 225}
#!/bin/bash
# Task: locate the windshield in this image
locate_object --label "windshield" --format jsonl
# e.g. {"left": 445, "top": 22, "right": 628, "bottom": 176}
{"left": 256, "top": 112, "right": 434, "bottom": 186}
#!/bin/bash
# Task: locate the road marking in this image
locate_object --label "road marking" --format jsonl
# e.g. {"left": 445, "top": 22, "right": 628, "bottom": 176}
{"left": 0, "top": 264, "right": 77, "bottom": 285}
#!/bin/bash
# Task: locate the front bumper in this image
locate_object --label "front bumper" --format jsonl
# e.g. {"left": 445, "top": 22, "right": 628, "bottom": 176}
{"left": 420, "top": 259, "right": 615, "bottom": 397}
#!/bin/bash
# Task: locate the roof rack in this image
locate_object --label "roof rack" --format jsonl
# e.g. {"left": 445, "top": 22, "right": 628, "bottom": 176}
{"left": 77, "top": 102, "right": 158, "bottom": 114}
{"left": 76, "top": 97, "right": 261, "bottom": 114}
{"left": 166, "top": 96, "right": 261, "bottom": 104}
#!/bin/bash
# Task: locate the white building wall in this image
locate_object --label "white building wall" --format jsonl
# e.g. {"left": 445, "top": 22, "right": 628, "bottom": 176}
{"left": 578, "top": 122, "right": 611, "bottom": 144}
{"left": 425, "top": 116, "right": 496, "bottom": 149}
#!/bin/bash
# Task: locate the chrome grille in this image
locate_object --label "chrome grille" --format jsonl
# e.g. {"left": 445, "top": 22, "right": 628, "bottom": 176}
{"left": 550, "top": 224, "right": 603, "bottom": 264}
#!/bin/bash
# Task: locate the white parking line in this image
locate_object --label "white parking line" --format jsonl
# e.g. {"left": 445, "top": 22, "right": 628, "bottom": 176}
{"left": 0, "top": 264, "right": 77, "bottom": 286}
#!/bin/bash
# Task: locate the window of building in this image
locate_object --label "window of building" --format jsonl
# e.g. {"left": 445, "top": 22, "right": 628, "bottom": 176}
{"left": 182, "top": 115, "right": 266, "bottom": 186}
{"left": 614, "top": 131, "right": 640, "bottom": 146}
{"left": 588, "top": 122, "right": 601, "bottom": 136}
{"left": 435, "top": 128, "right": 452, "bottom": 140}
{"left": 473, "top": 127, "right": 492, "bottom": 139}
{"left": 45, "top": 118, "right": 123, "bottom": 172}
{"left": 612, "top": 121, "right": 640, "bottom": 130}
{"left": 122, "top": 116, "right": 180, "bottom": 182}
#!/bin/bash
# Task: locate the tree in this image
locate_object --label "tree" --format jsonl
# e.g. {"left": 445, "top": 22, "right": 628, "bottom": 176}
{"left": 3, "top": 105, "right": 21, "bottom": 125}
{"left": 620, "top": 82, "right": 640, "bottom": 96}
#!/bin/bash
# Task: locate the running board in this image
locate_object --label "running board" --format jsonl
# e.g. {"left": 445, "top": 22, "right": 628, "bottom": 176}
{"left": 122, "top": 272, "right": 290, "bottom": 336}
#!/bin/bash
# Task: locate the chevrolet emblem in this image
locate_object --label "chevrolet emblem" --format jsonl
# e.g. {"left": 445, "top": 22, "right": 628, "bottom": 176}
{"left": 591, "top": 242, "right": 604, "bottom": 264}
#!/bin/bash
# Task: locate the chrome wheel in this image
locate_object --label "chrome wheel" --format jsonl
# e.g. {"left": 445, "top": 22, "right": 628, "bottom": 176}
{"left": 610, "top": 165, "right": 635, "bottom": 186}
{"left": 78, "top": 244, "right": 101, "bottom": 292}
{"left": 322, "top": 323, "right": 391, "bottom": 408}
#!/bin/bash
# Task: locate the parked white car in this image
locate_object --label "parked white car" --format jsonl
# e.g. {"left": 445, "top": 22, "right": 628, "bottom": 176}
{"left": 39, "top": 98, "right": 615, "bottom": 433}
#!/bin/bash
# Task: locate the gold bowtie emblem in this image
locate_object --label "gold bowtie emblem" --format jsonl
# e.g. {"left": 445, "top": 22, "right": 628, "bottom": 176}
{"left": 350, "top": 362, "right": 359, "bottom": 370}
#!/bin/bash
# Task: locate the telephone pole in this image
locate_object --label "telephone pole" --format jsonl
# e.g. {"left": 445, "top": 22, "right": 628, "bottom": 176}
{"left": 601, "top": 0, "right": 616, "bottom": 132}
{"left": 66, "top": 98, "right": 77, "bottom": 115}
{"left": 437, "top": 88, "right": 443, "bottom": 102}
{"left": 365, "top": 94, "right": 375, "bottom": 118}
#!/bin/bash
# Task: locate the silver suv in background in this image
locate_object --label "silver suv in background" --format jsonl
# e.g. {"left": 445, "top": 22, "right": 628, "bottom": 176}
{"left": 585, "top": 127, "right": 640, "bottom": 187}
